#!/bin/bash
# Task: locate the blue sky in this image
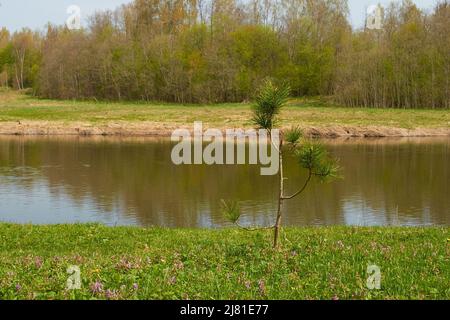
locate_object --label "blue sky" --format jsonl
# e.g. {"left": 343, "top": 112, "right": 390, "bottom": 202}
{"left": 0, "top": 0, "right": 440, "bottom": 32}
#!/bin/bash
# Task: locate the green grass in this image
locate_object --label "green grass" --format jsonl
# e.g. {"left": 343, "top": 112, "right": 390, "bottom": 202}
{"left": 0, "top": 91, "right": 449, "bottom": 129}
{"left": 0, "top": 224, "right": 448, "bottom": 300}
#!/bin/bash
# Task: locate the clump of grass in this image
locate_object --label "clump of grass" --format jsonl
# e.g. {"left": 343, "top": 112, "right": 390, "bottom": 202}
{"left": 285, "top": 126, "right": 302, "bottom": 144}
{"left": 220, "top": 199, "right": 241, "bottom": 224}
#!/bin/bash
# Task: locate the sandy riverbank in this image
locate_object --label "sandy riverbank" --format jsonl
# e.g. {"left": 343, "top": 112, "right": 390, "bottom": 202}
{"left": 0, "top": 120, "right": 449, "bottom": 138}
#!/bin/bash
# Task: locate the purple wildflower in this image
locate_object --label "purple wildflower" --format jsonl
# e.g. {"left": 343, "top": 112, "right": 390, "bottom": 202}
{"left": 34, "top": 257, "right": 43, "bottom": 269}
{"left": 168, "top": 276, "right": 177, "bottom": 285}
{"left": 105, "top": 289, "right": 118, "bottom": 300}
{"left": 258, "top": 280, "right": 266, "bottom": 296}
{"left": 90, "top": 281, "right": 104, "bottom": 295}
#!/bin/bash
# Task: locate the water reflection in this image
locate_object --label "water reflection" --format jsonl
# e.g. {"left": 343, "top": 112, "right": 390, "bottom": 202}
{"left": 0, "top": 136, "right": 448, "bottom": 227}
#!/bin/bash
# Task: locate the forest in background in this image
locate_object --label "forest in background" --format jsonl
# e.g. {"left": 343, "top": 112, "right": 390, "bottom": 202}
{"left": 0, "top": 0, "right": 449, "bottom": 109}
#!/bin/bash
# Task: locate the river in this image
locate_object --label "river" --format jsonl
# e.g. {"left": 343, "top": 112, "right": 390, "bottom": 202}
{"left": 0, "top": 136, "right": 448, "bottom": 227}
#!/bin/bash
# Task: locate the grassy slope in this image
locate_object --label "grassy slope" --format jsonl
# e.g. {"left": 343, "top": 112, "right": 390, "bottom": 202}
{"left": 0, "top": 224, "right": 448, "bottom": 300}
{"left": 0, "top": 90, "right": 449, "bottom": 129}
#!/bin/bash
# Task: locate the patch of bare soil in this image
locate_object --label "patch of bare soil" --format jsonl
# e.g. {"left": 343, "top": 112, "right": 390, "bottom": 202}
{"left": 0, "top": 121, "right": 449, "bottom": 138}
{"left": 302, "top": 125, "right": 450, "bottom": 138}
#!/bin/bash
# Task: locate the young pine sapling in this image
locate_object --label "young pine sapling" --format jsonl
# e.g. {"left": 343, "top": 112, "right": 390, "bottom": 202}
{"left": 222, "top": 80, "right": 340, "bottom": 248}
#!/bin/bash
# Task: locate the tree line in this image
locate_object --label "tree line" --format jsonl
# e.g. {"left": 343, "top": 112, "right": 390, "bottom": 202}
{"left": 0, "top": 0, "right": 448, "bottom": 108}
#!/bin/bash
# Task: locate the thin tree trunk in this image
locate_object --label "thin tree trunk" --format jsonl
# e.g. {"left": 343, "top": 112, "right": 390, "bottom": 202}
{"left": 14, "top": 64, "right": 21, "bottom": 90}
{"left": 20, "top": 53, "right": 25, "bottom": 90}
{"left": 273, "top": 139, "right": 284, "bottom": 249}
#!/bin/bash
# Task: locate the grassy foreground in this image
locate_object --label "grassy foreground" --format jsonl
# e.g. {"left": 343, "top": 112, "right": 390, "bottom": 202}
{"left": 0, "top": 90, "right": 449, "bottom": 130}
{"left": 0, "top": 224, "right": 448, "bottom": 300}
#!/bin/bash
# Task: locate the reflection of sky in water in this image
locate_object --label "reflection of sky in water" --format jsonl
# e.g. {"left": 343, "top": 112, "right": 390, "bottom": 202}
{"left": 342, "top": 198, "right": 388, "bottom": 226}
{"left": 341, "top": 197, "right": 435, "bottom": 226}
{"left": 0, "top": 178, "right": 136, "bottom": 226}
{"left": 0, "top": 137, "right": 448, "bottom": 227}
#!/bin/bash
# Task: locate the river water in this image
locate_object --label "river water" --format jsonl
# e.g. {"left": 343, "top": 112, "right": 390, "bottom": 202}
{"left": 0, "top": 136, "right": 448, "bottom": 227}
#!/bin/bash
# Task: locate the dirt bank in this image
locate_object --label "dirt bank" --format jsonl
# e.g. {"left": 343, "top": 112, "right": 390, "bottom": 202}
{"left": 0, "top": 121, "right": 449, "bottom": 138}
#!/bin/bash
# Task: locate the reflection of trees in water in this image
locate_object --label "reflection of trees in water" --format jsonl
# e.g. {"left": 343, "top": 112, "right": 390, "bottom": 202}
{"left": 282, "top": 141, "right": 450, "bottom": 226}
{"left": 0, "top": 137, "right": 448, "bottom": 227}
{"left": 0, "top": 137, "right": 280, "bottom": 227}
